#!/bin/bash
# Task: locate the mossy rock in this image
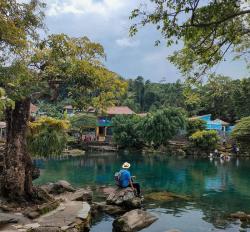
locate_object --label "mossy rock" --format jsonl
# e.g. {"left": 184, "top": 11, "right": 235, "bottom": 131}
{"left": 145, "top": 192, "right": 190, "bottom": 202}
{"left": 37, "top": 200, "right": 60, "bottom": 215}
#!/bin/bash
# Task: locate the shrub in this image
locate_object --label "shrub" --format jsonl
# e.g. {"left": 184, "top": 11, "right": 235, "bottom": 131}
{"left": 28, "top": 117, "right": 70, "bottom": 157}
{"left": 112, "top": 115, "right": 144, "bottom": 149}
{"left": 189, "top": 130, "right": 219, "bottom": 151}
{"left": 231, "top": 117, "right": 250, "bottom": 153}
{"left": 186, "top": 118, "right": 206, "bottom": 136}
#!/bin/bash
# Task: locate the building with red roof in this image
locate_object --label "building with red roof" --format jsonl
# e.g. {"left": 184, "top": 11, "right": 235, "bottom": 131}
{"left": 96, "top": 106, "right": 135, "bottom": 142}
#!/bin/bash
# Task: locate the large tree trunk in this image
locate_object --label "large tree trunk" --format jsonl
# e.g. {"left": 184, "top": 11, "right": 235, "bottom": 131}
{"left": 0, "top": 98, "right": 34, "bottom": 201}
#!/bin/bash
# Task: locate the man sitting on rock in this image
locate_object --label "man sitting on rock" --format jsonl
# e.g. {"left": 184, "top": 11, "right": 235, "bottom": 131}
{"left": 115, "top": 162, "right": 141, "bottom": 197}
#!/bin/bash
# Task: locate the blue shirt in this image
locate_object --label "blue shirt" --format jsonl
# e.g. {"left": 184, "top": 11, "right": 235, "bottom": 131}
{"left": 119, "top": 169, "right": 131, "bottom": 188}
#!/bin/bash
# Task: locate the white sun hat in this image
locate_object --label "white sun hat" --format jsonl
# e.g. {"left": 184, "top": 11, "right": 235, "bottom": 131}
{"left": 122, "top": 162, "right": 131, "bottom": 169}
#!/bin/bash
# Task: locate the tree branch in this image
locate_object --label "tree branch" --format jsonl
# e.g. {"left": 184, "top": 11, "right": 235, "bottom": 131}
{"left": 190, "top": 9, "right": 250, "bottom": 28}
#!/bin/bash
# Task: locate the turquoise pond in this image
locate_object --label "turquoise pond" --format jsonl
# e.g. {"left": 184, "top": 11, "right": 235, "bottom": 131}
{"left": 35, "top": 152, "right": 250, "bottom": 232}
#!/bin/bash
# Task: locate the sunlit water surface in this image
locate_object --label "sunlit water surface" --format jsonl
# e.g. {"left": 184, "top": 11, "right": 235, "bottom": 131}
{"left": 35, "top": 152, "right": 250, "bottom": 232}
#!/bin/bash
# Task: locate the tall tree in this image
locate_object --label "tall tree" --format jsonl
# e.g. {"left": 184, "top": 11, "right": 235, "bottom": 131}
{"left": 201, "top": 74, "right": 236, "bottom": 122}
{"left": 133, "top": 76, "right": 145, "bottom": 111}
{"left": 130, "top": 0, "right": 250, "bottom": 78}
{"left": 0, "top": 0, "right": 45, "bottom": 202}
{"left": 0, "top": 3, "right": 126, "bottom": 201}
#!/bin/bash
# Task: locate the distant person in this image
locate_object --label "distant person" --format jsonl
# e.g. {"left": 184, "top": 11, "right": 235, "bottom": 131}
{"left": 115, "top": 162, "right": 141, "bottom": 197}
{"left": 232, "top": 144, "right": 239, "bottom": 155}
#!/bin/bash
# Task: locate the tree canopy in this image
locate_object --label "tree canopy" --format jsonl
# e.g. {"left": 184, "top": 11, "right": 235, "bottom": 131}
{"left": 121, "top": 75, "right": 250, "bottom": 123}
{"left": 130, "top": 0, "right": 250, "bottom": 78}
{"left": 0, "top": 0, "right": 127, "bottom": 201}
{"left": 112, "top": 115, "right": 144, "bottom": 149}
{"left": 141, "top": 107, "right": 187, "bottom": 147}
{"left": 0, "top": 0, "right": 45, "bottom": 53}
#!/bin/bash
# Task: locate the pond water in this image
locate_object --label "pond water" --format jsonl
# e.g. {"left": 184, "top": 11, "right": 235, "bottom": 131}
{"left": 35, "top": 152, "right": 250, "bottom": 232}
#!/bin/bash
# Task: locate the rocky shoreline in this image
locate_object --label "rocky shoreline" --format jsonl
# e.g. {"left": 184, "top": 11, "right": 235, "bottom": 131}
{"left": 1, "top": 180, "right": 249, "bottom": 232}
{"left": 0, "top": 181, "right": 157, "bottom": 232}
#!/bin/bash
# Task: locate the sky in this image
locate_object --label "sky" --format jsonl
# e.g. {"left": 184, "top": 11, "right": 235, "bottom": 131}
{"left": 44, "top": 0, "right": 249, "bottom": 83}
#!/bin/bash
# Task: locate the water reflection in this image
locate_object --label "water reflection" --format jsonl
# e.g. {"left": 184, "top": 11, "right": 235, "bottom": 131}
{"left": 35, "top": 152, "right": 250, "bottom": 231}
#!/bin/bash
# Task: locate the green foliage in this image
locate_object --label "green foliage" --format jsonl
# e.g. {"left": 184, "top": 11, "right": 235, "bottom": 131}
{"left": 27, "top": 117, "right": 70, "bottom": 157}
{"left": 121, "top": 77, "right": 186, "bottom": 113}
{"left": 142, "top": 107, "right": 187, "bottom": 147}
{"left": 30, "top": 33, "right": 127, "bottom": 111}
{"left": 201, "top": 74, "right": 236, "bottom": 121}
{"left": 121, "top": 75, "right": 250, "bottom": 123}
{"left": 70, "top": 113, "right": 97, "bottom": 135}
{"left": 0, "top": 87, "right": 14, "bottom": 120}
{"left": 112, "top": 108, "right": 187, "bottom": 149}
{"left": 189, "top": 130, "right": 219, "bottom": 151}
{"left": 36, "top": 101, "right": 64, "bottom": 118}
{"left": 231, "top": 117, "right": 250, "bottom": 153}
{"left": 130, "top": 0, "right": 250, "bottom": 78}
{"left": 187, "top": 119, "right": 206, "bottom": 136}
{"left": 233, "top": 78, "right": 250, "bottom": 119}
{"left": 36, "top": 99, "right": 77, "bottom": 119}
{"left": 0, "top": 0, "right": 45, "bottom": 54}
{"left": 112, "top": 115, "right": 144, "bottom": 149}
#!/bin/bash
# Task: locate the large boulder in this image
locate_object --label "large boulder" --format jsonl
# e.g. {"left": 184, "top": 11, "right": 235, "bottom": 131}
{"left": 113, "top": 209, "right": 158, "bottom": 232}
{"left": 92, "top": 202, "right": 127, "bottom": 216}
{"left": 69, "top": 189, "right": 93, "bottom": 202}
{"left": 106, "top": 187, "right": 142, "bottom": 209}
{"left": 28, "top": 201, "right": 91, "bottom": 232}
{"left": 41, "top": 180, "right": 76, "bottom": 195}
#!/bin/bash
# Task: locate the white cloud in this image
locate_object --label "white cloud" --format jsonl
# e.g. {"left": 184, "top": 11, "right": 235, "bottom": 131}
{"left": 46, "top": 0, "right": 131, "bottom": 17}
{"left": 116, "top": 37, "right": 140, "bottom": 48}
{"left": 43, "top": 0, "right": 248, "bottom": 82}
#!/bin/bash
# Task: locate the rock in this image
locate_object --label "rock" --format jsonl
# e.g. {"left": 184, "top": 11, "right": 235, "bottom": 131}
{"left": 0, "top": 213, "right": 19, "bottom": 225}
{"left": 145, "top": 192, "right": 190, "bottom": 202}
{"left": 106, "top": 187, "right": 142, "bottom": 209}
{"left": 0, "top": 204, "right": 12, "bottom": 212}
{"left": 26, "top": 211, "right": 40, "bottom": 219}
{"left": 100, "top": 186, "right": 116, "bottom": 196}
{"left": 28, "top": 227, "right": 62, "bottom": 232}
{"left": 92, "top": 202, "right": 126, "bottom": 216}
{"left": 77, "top": 202, "right": 91, "bottom": 220}
{"left": 113, "top": 209, "right": 158, "bottom": 232}
{"left": 41, "top": 180, "right": 76, "bottom": 195}
{"left": 37, "top": 200, "right": 60, "bottom": 215}
{"left": 103, "top": 204, "right": 127, "bottom": 216}
{"left": 24, "top": 200, "right": 60, "bottom": 219}
{"left": 35, "top": 201, "right": 91, "bottom": 232}
{"left": 24, "top": 223, "right": 40, "bottom": 229}
{"left": 70, "top": 189, "right": 93, "bottom": 202}
{"left": 34, "top": 187, "right": 54, "bottom": 203}
{"left": 61, "top": 226, "right": 70, "bottom": 231}
{"left": 230, "top": 211, "right": 250, "bottom": 221}
{"left": 68, "top": 149, "right": 85, "bottom": 156}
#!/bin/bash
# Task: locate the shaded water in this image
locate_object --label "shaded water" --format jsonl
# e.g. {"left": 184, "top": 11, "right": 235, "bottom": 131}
{"left": 35, "top": 152, "right": 250, "bottom": 232}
